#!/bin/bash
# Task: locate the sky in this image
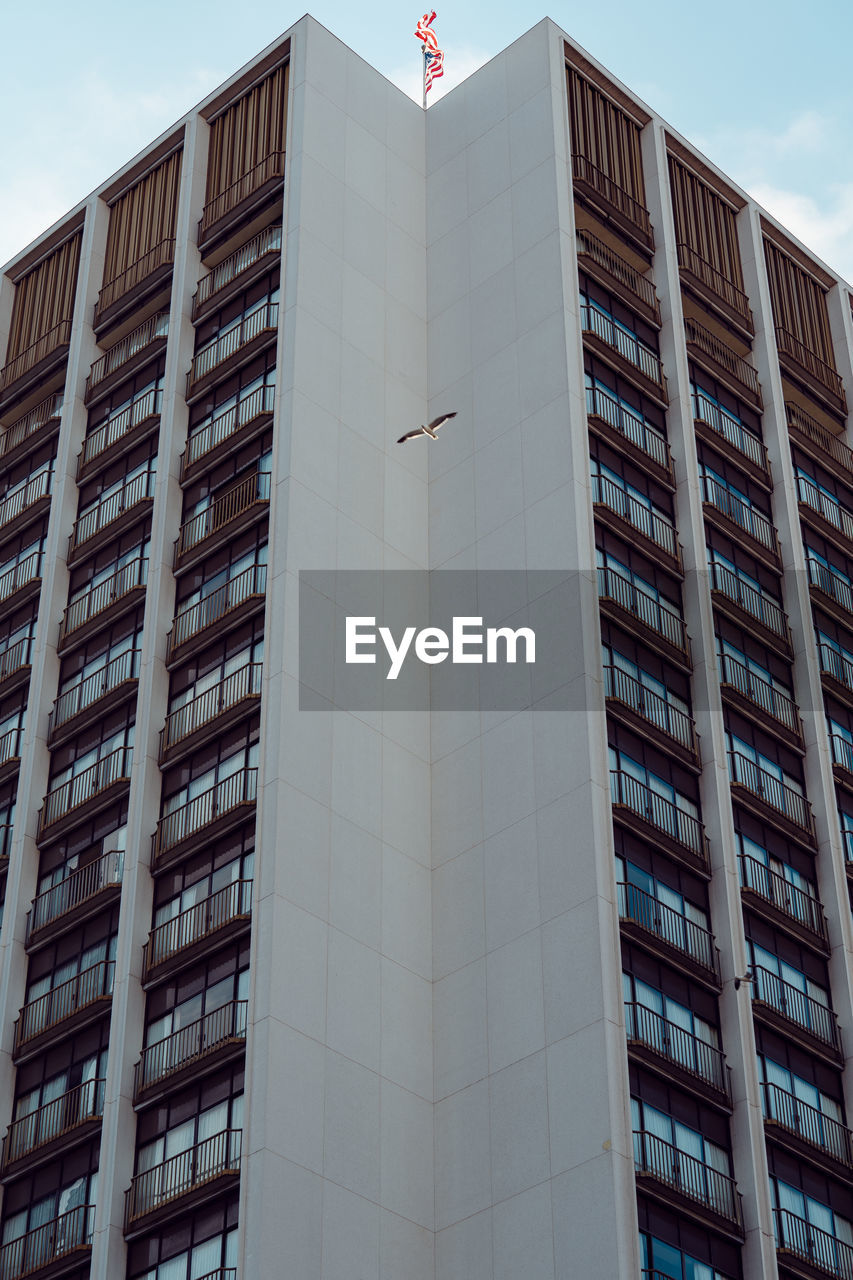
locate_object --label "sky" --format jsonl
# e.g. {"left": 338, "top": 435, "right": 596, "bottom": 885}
{"left": 1, "top": 0, "right": 851, "bottom": 280}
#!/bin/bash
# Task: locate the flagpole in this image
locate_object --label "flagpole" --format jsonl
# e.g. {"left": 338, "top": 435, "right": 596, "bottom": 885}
{"left": 422, "top": 44, "right": 427, "bottom": 110}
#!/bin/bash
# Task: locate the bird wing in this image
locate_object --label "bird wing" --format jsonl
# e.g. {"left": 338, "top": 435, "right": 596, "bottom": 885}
{"left": 396, "top": 427, "right": 426, "bottom": 444}
{"left": 428, "top": 411, "right": 457, "bottom": 432}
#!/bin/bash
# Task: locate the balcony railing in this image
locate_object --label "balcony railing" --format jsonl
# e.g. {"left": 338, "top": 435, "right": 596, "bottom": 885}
{"left": 0, "top": 727, "right": 23, "bottom": 769}
{"left": 0, "top": 393, "right": 62, "bottom": 461}
{"left": 774, "top": 1207, "right": 853, "bottom": 1280}
{"left": 15, "top": 960, "right": 114, "bottom": 1052}
{"left": 58, "top": 557, "right": 148, "bottom": 649}
{"left": 701, "top": 475, "right": 777, "bottom": 553}
{"left": 2, "top": 1077, "right": 105, "bottom": 1169}
{"left": 676, "top": 242, "right": 752, "bottom": 327}
{"left": 135, "top": 999, "right": 248, "bottom": 1096}
{"left": 0, "top": 1203, "right": 93, "bottom": 1280}
{"left": 585, "top": 383, "right": 670, "bottom": 474}
{"left": 160, "top": 663, "right": 262, "bottom": 756}
{"left": 603, "top": 664, "right": 697, "bottom": 754}
{"left": 576, "top": 227, "right": 659, "bottom": 317}
{"left": 200, "top": 150, "right": 285, "bottom": 236}
{"left": 610, "top": 770, "right": 706, "bottom": 861}
{"left": 0, "top": 636, "right": 33, "bottom": 686}
{"left": 752, "top": 964, "right": 840, "bottom": 1052}
{"left": 176, "top": 471, "right": 270, "bottom": 562}
{"left": 571, "top": 154, "right": 652, "bottom": 243}
{"left": 187, "top": 303, "right": 278, "bottom": 393}
{"left": 739, "top": 854, "right": 826, "bottom": 941}
{"left": 618, "top": 882, "right": 717, "bottom": 975}
{"left": 39, "top": 747, "right": 132, "bottom": 837}
{"left": 0, "top": 469, "right": 52, "bottom": 535}
{"left": 633, "top": 1129, "right": 742, "bottom": 1227}
{"left": 154, "top": 768, "right": 257, "bottom": 862}
{"left": 693, "top": 387, "right": 768, "bottom": 474}
{"left": 194, "top": 225, "right": 282, "bottom": 317}
{"left": 597, "top": 566, "right": 688, "bottom": 657}
{"left": 143, "top": 878, "right": 253, "bottom": 976}
{"left": 819, "top": 642, "right": 853, "bottom": 696}
{"left": 728, "top": 751, "right": 812, "bottom": 836}
{"left": 86, "top": 313, "right": 169, "bottom": 398}
{"left": 0, "top": 319, "right": 72, "bottom": 394}
{"left": 624, "top": 1002, "right": 728, "bottom": 1097}
{"left": 96, "top": 237, "right": 175, "bottom": 318}
{"left": 592, "top": 473, "right": 678, "bottom": 560}
{"left": 776, "top": 327, "right": 845, "bottom": 404}
{"left": 79, "top": 387, "right": 162, "bottom": 476}
{"left": 27, "top": 849, "right": 124, "bottom": 942}
{"left": 581, "top": 299, "right": 665, "bottom": 390}
{"left": 126, "top": 1128, "right": 241, "bottom": 1226}
{"left": 0, "top": 824, "right": 12, "bottom": 864}
{"left": 798, "top": 474, "right": 853, "bottom": 544}
{"left": 684, "top": 316, "right": 761, "bottom": 400}
{"left": 70, "top": 468, "right": 156, "bottom": 555}
{"left": 718, "top": 652, "right": 799, "bottom": 735}
{"left": 709, "top": 560, "right": 788, "bottom": 642}
{"left": 787, "top": 401, "right": 853, "bottom": 478}
{"left": 831, "top": 735, "right": 853, "bottom": 778}
{"left": 807, "top": 555, "right": 853, "bottom": 619}
{"left": 167, "top": 564, "right": 266, "bottom": 661}
{"left": 763, "top": 1081, "right": 852, "bottom": 1167}
{"left": 50, "top": 649, "right": 140, "bottom": 739}
{"left": 0, "top": 550, "right": 42, "bottom": 606}
{"left": 182, "top": 384, "right": 275, "bottom": 479}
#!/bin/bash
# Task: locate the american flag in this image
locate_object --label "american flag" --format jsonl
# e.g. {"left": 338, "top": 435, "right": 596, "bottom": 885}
{"left": 415, "top": 11, "right": 444, "bottom": 96}
{"left": 415, "top": 11, "right": 439, "bottom": 49}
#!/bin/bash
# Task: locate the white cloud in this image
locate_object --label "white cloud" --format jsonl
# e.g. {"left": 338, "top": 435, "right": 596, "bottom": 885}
{"left": 748, "top": 182, "right": 853, "bottom": 284}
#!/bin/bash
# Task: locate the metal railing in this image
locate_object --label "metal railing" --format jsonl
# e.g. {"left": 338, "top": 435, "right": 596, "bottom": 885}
{"left": 618, "top": 882, "right": 717, "bottom": 974}
{"left": 701, "top": 474, "right": 776, "bottom": 551}
{"left": 684, "top": 316, "right": 760, "bottom": 398}
{"left": 693, "top": 386, "right": 768, "bottom": 471}
{"left": 585, "top": 382, "right": 670, "bottom": 472}
{"left": 752, "top": 964, "right": 839, "bottom": 1050}
{"left": 126, "top": 1128, "right": 241, "bottom": 1224}
{"left": 603, "top": 664, "right": 696, "bottom": 752}
{"left": 200, "top": 150, "right": 285, "bottom": 234}
{"left": 59, "top": 557, "right": 148, "bottom": 647}
{"left": 0, "top": 1203, "right": 93, "bottom": 1280}
{"left": 144, "top": 879, "right": 253, "bottom": 975}
{"left": 161, "top": 663, "right": 262, "bottom": 755}
{"left": 40, "top": 747, "right": 132, "bottom": 834}
{"left": 71, "top": 468, "right": 156, "bottom": 553}
{"left": 571, "top": 154, "right": 652, "bottom": 239}
{"left": 624, "top": 1001, "right": 728, "bottom": 1095}
{"left": 739, "top": 853, "right": 825, "bottom": 939}
{"left": 774, "top": 1207, "right": 853, "bottom": 1279}
{"left": 176, "top": 471, "right": 270, "bottom": 560}
{"left": 194, "top": 225, "right": 282, "bottom": 315}
{"left": 763, "top": 1081, "right": 852, "bottom": 1165}
{"left": 633, "top": 1129, "right": 742, "bottom": 1226}
{"left": 787, "top": 401, "right": 853, "bottom": 476}
{"left": 592, "top": 472, "right": 677, "bottom": 558}
{"left": 0, "top": 636, "right": 33, "bottom": 684}
{"left": 0, "top": 727, "right": 23, "bottom": 768}
{"left": 80, "top": 387, "right": 162, "bottom": 473}
{"left": 135, "top": 999, "right": 248, "bottom": 1095}
{"left": 188, "top": 302, "right": 278, "bottom": 390}
{"left": 87, "top": 313, "right": 169, "bottom": 395}
{"left": 819, "top": 642, "right": 853, "bottom": 694}
{"left": 154, "top": 769, "right": 258, "bottom": 860}
{"left": 776, "top": 326, "right": 845, "bottom": 401}
{"left": 0, "top": 825, "right": 12, "bottom": 862}
{"left": 167, "top": 564, "right": 266, "bottom": 659}
{"left": 718, "top": 651, "right": 798, "bottom": 733}
{"left": 807, "top": 554, "right": 853, "bottom": 618}
{"left": 0, "top": 468, "right": 52, "bottom": 533}
{"left": 0, "top": 393, "right": 62, "bottom": 459}
{"left": 728, "top": 751, "right": 812, "bottom": 834}
{"left": 0, "top": 550, "right": 42, "bottom": 605}
{"left": 581, "top": 298, "right": 665, "bottom": 388}
{"left": 27, "top": 849, "right": 124, "bottom": 940}
{"left": 182, "top": 383, "right": 275, "bottom": 477}
{"left": 798, "top": 473, "right": 853, "bottom": 543}
{"left": 597, "top": 565, "right": 688, "bottom": 654}
{"left": 0, "top": 319, "right": 72, "bottom": 392}
{"left": 96, "top": 237, "right": 175, "bottom": 316}
{"left": 676, "top": 242, "right": 751, "bottom": 325}
{"left": 610, "top": 769, "right": 706, "bottom": 859}
{"left": 708, "top": 559, "right": 787, "bottom": 640}
{"left": 2, "top": 1077, "right": 105, "bottom": 1168}
{"left": 50, "top": 648, "right": 140, "bottom": 737}
{"left": 16, "top": 960, "right": 114, "bottom": 1050}
{"left": 576, "top": 227, "right": 659, "bottom": 315}
{"left": 831, "top": 734, "right": 853, "bottom": 776}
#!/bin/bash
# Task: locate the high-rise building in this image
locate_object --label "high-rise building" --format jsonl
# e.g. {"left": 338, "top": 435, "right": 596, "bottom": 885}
{"left": 1, "top": 13, "right": 852, "bottom": 1280}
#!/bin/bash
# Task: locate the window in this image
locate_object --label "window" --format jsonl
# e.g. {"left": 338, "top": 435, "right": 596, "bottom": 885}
{"left": 806, "top": 544, "right": 853, "bottom": 614}
{"left": 609, "top": 744, "right": 700, "bottom": 835}
{"left": 736, "top": 832, "right": 819, "bottom": 928}
{"left": 758, "top": 1054, "right": 845, "bottom": 1157}
{"left": 622, "top": 972, "right": 722, "bottom": 1086}
{"left": 632, "top": 1096, "right": 733, "bottom": 1214}
{"left": 727, "top": 731, "right": 804, "bottom": 810}
{"left": 591, "top": 459, "right": 674, "bottom": 550}
{"left": 616, "top": 857, "right": 712, "bottom": 967}
{"left": 597, "top": 546, "right": 684, "bottom": 642}
{"left": 771, "top": 1176, "right": 853, "bottom": 1276}
{"left": 818, "top": 628, "right": 853, "bottom": 690}
{"left": 700, "top": 462, "right": 773, "bottom": 545}
{"left": 639, "top": 1230, "right": 734, "bottom": 1280}
{"left": 692, "top": 380, "right": 763, "bottom": 461}
{"left": 127, "top": 1197, "right": 239, "bottom": 1280}
{"left": 602, "top": 642, "right": 691, "bottom": 742}
{"left": 707, "top": 546, "right": 784, "bottom": 632}
{"left": 717, "top": 638, "right": 793, "bottom": 723}
{"left": 748, "top": 940, "right": 831, "bottom": 1038}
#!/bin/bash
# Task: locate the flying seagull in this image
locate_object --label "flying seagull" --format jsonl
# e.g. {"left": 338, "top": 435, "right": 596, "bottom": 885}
{"left": 397, "top": 411, "right": 457, "bottom": 444}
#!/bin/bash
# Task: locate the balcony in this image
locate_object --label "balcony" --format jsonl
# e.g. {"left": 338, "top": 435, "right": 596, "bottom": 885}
{"left": 624, "top": 1002, "right": 731, "bottom": 1109}
{"left": 775, "top": 1207, "right": 853, "bottom": 1280}
{"left": 776, "top": 326, "right": 847, "bottom": 417}
{"left": 752, "top": 966, "right": 842, "bottom": 1064}
{"left": 797, "top": 476, "right": 853, "bottom": 560}
{"left": 0, "top": 470, "right": 52, "bottom": 545}
{"left": 570, "top": 154, "right": 654, "bottom": 254}
{"left": 585, "top": 382, "right": 672, "bottom": 487}
{"left": 684, "top": 316, "right": 761, "bottom": 408}
{"left": 763, "top": 1082, "right": 853, "bottom": 1173}
{"left": 0, "top": 393, "right": 62, "bottom": 470}
{"left": 603, "top": 664, "right": 699, "bottom": 767}
{"left": 186, "top": 303, "right": 278, "bottom": 403}
{"left": 0, "top": 824, "right": 12, "bottom": 873}
{"left": 718, "top": 652, "right": 801, "bottom": 749}
{"left": 125, "top": 1128, "right": 241, "bottom": 1236}
{"left": 159, "top": 662, "right": 262, "bottom": 764}
{"left": 701, "top": 474, "right": 780, "bottom": 570}
{"left": 676, "top": 242, "right": 753, "bottom": 337}
{"left": 597, "top": 566, "right": 690, "bottom": 672}
{"left": 26, "top": 849, "right": 123, "bottom": 948}
{"left": 0, "top": 320, "right": 72, "bottom": 410}
{"left": 94, "top": 237, "right": 175, "bottom": 331}
{"left": 166, "top": 564, "right": 266, "bottom": 667}
{"left": 198, "top": 150, "right": 286, "bottom": 249}
{"left": 134, "top": 999, "right": 247, "bottom": 1102}
{"left": 787, "top": 401, "right": 853, "bottom": 487}
{"left": 693, "top": 389, "right": 770, "bottom": 487}
{"left": 592, "top": 473, "right": 680, "bottom": 570}
{"left": 37, "top": 747, "right": 132, "bottom": 845}
{"left": 153, "top": 768, "right": 257, "bottom": 868}
{"left": 182, "top": 391, "right": 275, "bottom": 496}
{"left": 77, "top": 387, "right": 162, "bottom": 482}
{"left": 0, "top": 1203, "right": 93, "bottom": 1280}
{"left": 576, "top": 228, "right": 660, "bottom": 324}
{"left": 13, "top": 960, "right": 114, "bottom": 1061}
{"left": 632, "top": 1129, "right": 743, "bottom": 1237}
{"left": 193, "top": 224, "right": 282, "bottom": 322}
{"left": 581, "top": 299, "right": 667, "bottom": 404}
{"left": 818, "top": 643, "right": 853, "bottom": 710}
{"left": 617, "top": 882, "right": 720, "bottom": 987}
{"left": 609, "top": 770, "right": 709, "bottom": 875}
{"left": 57, "top": 558, "right": 148, "bottom": 654}
{"left": 0, "top": 550, "right": 43, "bottom": 614}
{"left": 729, "top": 751, "right": 814, "bottom": 846}
{"left": 739, "top": 854, "right": 827, "bottom": 952}
{"left": 174, "top": 471, "right": 270, "bottom": 572}
{"left": 1, "top": 1077, "right": 105, "bottom": 1177}
{"left": 0, "top": 727, "right": 23, "bottom": 786}
{"left": 142, "top": 878, "right": 253, "bottom": 984}
{"left": 708, "top": 560, "right": 792, "bottom": 658}
{"left": 806, "top": 555, "right": 853, "bottom": 630}
{"left": 48, "top": 648, "right": 140, "bottom": 747}
{"left": 0, "top": 637, "right": 33, "bottom": 699}
{"left": 85, "top": 313, "right": 169, "bottom": 406}
{"left": 830, "top": 735, "right": 853, "bottom": 793}
{"left": 68, "top": 469, "right": 156, "bottom": 564}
